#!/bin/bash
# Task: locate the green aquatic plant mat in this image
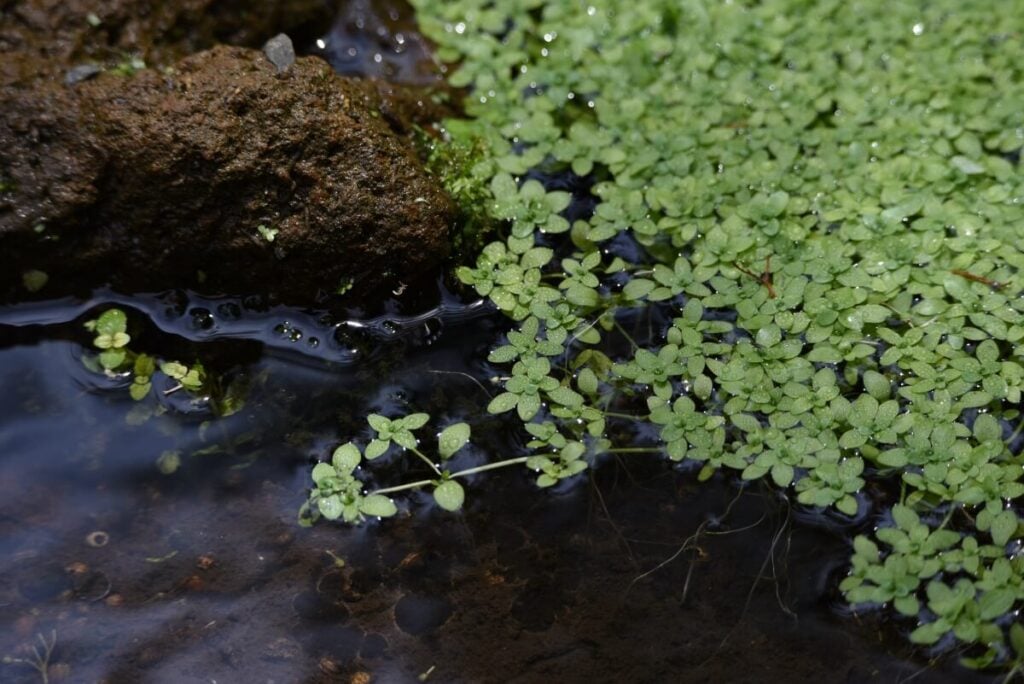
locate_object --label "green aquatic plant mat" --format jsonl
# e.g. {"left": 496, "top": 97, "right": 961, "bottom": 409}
{"left": 308, "top": 0, "right": 1024, "bottom": 670}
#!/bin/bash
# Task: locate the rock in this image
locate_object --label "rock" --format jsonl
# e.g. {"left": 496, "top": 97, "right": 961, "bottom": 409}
{"left": 0, "top": 0, "right": 336, "bottom": 70}
{"left": 0, "top": 46, "right": 456, "bottom": 303}
{"left": 263, "top": 33, "right": 295, "bottom": 72}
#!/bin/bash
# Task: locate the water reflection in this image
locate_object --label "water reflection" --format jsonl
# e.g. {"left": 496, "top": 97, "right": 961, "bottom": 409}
{"left": 302, "top": 0, "right": 442, "bottom": 85}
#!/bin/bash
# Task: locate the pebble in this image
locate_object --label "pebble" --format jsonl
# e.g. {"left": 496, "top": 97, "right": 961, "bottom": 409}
{"left": 263, "top": 636, "right": 302, "bottom": 661}
{"left": 65, "top": 64, "right": 102, "bottom": 85}
{"left": 263, "top": 34, "right": 296, "bottom": 73}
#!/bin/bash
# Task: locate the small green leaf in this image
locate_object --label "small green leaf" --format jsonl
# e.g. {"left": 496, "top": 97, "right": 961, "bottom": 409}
{"left": 893, "top": 595, "right": 919, "bottom": 616}
{"left": 367, "top": 414, "right": 391, "bottom": 432}
{"left": 129, "top": 379, "right": 151, "bottom": 400}
{"left": 332, "top": 443, "right": 362, "bottom": 472}
{"left": 22, "top": 270, "right": 48, "bottom": 292}
{"left": 312, "top": 462, "right": 337, "bottom": 484}
{"left": 547, "top": 386, "right": 584, "bottom": 407}
{"left": 180, "top": 369, "right": 203, "bottom": 390}
{"left": 433, "top": 481, "right": 465, "bottom": 512}
{"left": 156, "top": 450, "right": 181, "bottom": 475}
{"left": 978, "top": 588, "right": 1015, "bottom": 621}
{"left": 858, "top": 304, "right": 890, "bottom": 324}
{"left": 517, "top": 393, "right": 542, "bottom": 420}
{"left": 891, "top": 505, "right": 919, "bottom": 531}
{"left": 438, "top": 423, "right": 471, "bottom": 459}
{"left": 1011, "top": 623, "right": 1024, "bottom": 657}
{"left": 756, "top": 324, "right": 782, "bottom": 348}
{"left": 577, "top": 368, "right": 599, "bottom": 395}
{"left": 365, "top": 439, "right": 390, "bottom": 460}
{"left": 160, "top": 361, "right": 188, "bottom": 379}
{"left": 402, "top": 413, "right": 431, "bottom": 430}
{"left": 99, "top": 349, "right": 126, "bottom": 370}
{"left": 990, "top": 509, "right": 1018, "bottom": 546}
{"left": 862, "top": 370, "right": 890, "bottom": 400}
{"left": 96, "top": 309, "right": 128, "bottom": 336}
{"left": 359, "top": 495, "right": 398, "bottom": 518}
{"left": 488, "top": 392, "right": 519, "bottom": 414}
{"left": 623, "top": 278, "right": 655, "bottom": 300}
{"left": 392, "top": 430, "right": 418, "bottom": 450}
{"left": 836, "top": 495, "right": 858, "bottom": 516}
{"left": 771, "top": 463, "right": 795, "bottom": 488}
{"left": 318, "top": 494, "right": 343, "bottom": 520}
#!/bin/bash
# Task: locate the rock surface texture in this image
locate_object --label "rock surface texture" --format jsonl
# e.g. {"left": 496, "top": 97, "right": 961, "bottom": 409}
{"left": 0, "top": 2, "right": 456, "bottom": 302}
{"left": 0, "top": 0, "right": 335, "bottom": 68}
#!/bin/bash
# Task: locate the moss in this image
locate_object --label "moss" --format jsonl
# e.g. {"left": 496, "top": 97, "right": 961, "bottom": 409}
{"left": 422, "top": 124, "right": 496, "bottom": 259}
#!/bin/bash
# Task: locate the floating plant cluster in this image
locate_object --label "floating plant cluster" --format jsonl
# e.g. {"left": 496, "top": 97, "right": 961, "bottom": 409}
{"left": 395, "top": 0, "right": 1023, "bottom": 671}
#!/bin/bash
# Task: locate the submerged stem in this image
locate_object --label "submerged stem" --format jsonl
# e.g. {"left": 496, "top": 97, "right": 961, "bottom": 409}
{"left": 450, "top": 456, "right": 530, "bottom": 478}
{"left": 613, "top": 320, "right": 639, "bottom": 350}
{"left": 369, "top": 479, "right": 435, "bottom": 496}
{"left": 367, "top": 457, "right": 531, "bottom": 497}
{"left": 409, "top": 446, "right": 443, "bottom": 477}
{"left": 608, "top": 447, "right": 662, "bottom": 454}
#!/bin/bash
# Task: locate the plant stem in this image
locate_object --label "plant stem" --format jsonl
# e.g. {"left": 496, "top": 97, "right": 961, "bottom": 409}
{"left": 1005, "top": 418, "right": 1024, "bottom": 448}
{"left": 369, "top": 479, "right": 436, "bottom": 496}
{"left": 608, "top": 447, "right": 662, "bottom": 454}
{"left": 604, "top": 411, "right": 642, "bottom": 420}
{"left": 367, "top": 457, "right": 531, "bottom": 497}
{"left": 613, "top": 320, "right": 639, "bottom": 349}
{"left": 409, "top": 446, "right": 443, "bottom": 477}
{"left": 450, "top": 456, "right": 529, "bottom": 477}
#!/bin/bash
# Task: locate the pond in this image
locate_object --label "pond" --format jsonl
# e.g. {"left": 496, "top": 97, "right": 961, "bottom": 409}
{"left": 0, "top": 286, "right": 987, "bottom": 683}
{"left": 2, "top": 0, "right": 1022, "bottom": 681}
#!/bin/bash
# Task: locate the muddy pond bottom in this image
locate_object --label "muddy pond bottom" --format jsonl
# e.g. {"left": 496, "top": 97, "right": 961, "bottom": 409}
{"left": 0, "top": 290, "right": 984, "bottom": 683}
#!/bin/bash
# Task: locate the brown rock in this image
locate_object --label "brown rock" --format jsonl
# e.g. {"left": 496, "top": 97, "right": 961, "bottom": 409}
{"left": 0, "top": 0, "right": 336, "bottom": 69}
{"left": 0, "top": 46, "right": 455, "bottom": 303}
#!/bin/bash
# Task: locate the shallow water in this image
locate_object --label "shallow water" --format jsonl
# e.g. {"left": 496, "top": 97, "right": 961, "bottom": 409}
{"left": 0, "top": 283, "right": 992, "bottom": 684}
{"left": 299, "top": 0, "right": 442, "bottom": 85}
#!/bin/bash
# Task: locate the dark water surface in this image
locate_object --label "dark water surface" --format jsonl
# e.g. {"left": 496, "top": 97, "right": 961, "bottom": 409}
{"left": 0, "top": 284, "right": 989, "bottom": 684}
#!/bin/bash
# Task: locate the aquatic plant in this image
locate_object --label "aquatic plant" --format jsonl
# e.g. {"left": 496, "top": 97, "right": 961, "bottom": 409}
{"left": 83, "top": 308, "right": 238, "bottom": 414}
{"left": 2, "top": 630, "right": 58, "bottom": 684}
{"left": 300, "top": 415, "right": 531, "bottom": 523}
{"left": 299, "top": 0, "right": 1024, "bottom": 671}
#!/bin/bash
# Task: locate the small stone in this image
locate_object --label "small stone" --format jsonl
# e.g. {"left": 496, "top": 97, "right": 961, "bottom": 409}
{"left": 65, "top": 561, "right": 89, "bottom": 575}
{"left": 263, "top": 637, "right": 302, "bottom": 661}
{"left": 319, "top": 657, "right": 340, "bottom": 675}
{"left": 182, "top": 574, "right": 204, "bottom": 591}
{"left": 263, "top": 34, "right": 295, "bottom": 72}
{"left": 65, "top": 64, "right": 102, "bottom": 86}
